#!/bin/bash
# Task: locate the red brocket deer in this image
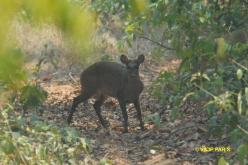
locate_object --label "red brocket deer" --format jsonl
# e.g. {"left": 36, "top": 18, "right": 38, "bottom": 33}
{"left": 67, "top": 54, "right": 145, "bottom": 133}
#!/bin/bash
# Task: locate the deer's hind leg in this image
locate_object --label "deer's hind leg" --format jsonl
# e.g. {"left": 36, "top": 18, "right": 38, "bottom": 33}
{"left": 67, "top": 89, "right": 93, "bottom": 124}
{"left": 93, "top": 95, "right": 107, "bottom": 127}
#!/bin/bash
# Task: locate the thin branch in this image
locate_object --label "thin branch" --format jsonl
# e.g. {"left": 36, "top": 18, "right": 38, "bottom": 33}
{"left": 138, "top": 35, "right": 176, "bottom": 50}
{"left": 230, "top": 58, "right": 248, "bottom": 72}
{"left": 69, "top": 72, "right": 77, "bottom": 83}
{"left": 237, "top": 125, "right": 248, "bottom": 135}
{"left": 193, "top": 83, "right": 216, "bottom": 98}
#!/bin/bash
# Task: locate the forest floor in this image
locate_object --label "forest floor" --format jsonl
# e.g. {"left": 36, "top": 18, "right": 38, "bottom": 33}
{"left": 36, "top": 55, "right": 227, "bottom": 165}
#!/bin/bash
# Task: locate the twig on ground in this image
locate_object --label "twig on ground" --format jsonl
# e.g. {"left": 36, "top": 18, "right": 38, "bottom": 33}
{"left": 69, "top": 72, "right": 77, "bottom": 83}
{"left": 166, "top": 124, "right": 196, "bottom": 139}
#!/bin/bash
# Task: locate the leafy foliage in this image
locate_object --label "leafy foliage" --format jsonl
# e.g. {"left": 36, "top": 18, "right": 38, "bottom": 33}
{"left": 0, "top": 0, "right": 97, "bottom": 97}
{"left": 0, "top": 106, "right": 92, "bottom": 164}
{"left": 99, "top": 158, "right": 113, "bottom": 165}
{"left": 144, "top": 112, "right": 161, "bottom": 127}
{"left": 0, "top": 0, "right": 98, "bottom": 164}
{"left": 20, "top": 84, "right": 47, "bottom": 110}
{"left": 0, "top": 49, "right": 27, "bottom": 91}
{"left": 218, "top": 156, "right": 229, "bottom": 165}
{"left": 124, "top": 0, "right": 248, "bottom": 163}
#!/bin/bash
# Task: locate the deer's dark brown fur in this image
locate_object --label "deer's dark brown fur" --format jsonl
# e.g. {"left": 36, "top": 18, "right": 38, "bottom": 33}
{"left": 67, "top": 54, "right": 145, "bottom": 132}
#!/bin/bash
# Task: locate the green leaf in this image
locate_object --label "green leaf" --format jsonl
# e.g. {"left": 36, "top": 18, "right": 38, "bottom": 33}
{"left": 16, "top": 116, "right": 25, "bottom": 129}
{"left": 214, "top": 92, "right": 234, "bottom": 112}
{"left": 100, "top": 158, "right": 113, "bottom": 165}
{"left": 79, "top": 137, "right": 91, "bottom": 153}
{"left": 190, "top": 72, "right": 210, "bottom": 82}
{"left": 0, "top": 48, "right": 27, "bottom": 90}
{"left": 0, "top": 140, "right": 15, "bottom": 154}
{"left": 237, "top": 144, "right": 248, "bottom": 163}
{"left": 67, "top": 147, "right": 76, "bottom": 156}
{"left": 215, "top": 38, "right": 227, "bottom": 61}
{"left": 218, "top": 156, "right": 229, "bottom": 165}
{"left": 129, "top": 0, "right": 148, "bottom": 16}
{"left": 199, "top": 17, "right": 205, "bottom": 23}
{"left": 190, "top": 72, "right": 200, "bottom": 82}
{"left": 144, "top": 112, "right": 160, "bottom": 127}
{"left": 237, "top": 91, "right": 242, "bottom": 115}
{"left": 34, "top": 122, "right": 50, "bottom": 132}
{"left": 237, "top": 69, "right": 243, "bottom": 80}
{"left": 125, "top": 23, "right": 137, "bottom": 33}
{"left": 62, "top": 127, "right": 79, "bottom": 143}
{"left": 182, "top": 92, "right": 194, "bottom": 104}
{"left": 202, "top": 73, "right": 210, "bottom": 81}
{"left": 37, "top": 145, "right": 47, "bottom": 160}
{"left": 20, "top": 85, "right": 47, "bottom": 109}
{"left": 229, "top": 129, "right": 243, "bottom": 143}
{"left": 245, "top": 88, "right": 248, "bottom": 104}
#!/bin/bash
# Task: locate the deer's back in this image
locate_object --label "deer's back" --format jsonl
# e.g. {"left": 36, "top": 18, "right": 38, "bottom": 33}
{"left": 80, "top": 61, "right": 127, "bottom": 97}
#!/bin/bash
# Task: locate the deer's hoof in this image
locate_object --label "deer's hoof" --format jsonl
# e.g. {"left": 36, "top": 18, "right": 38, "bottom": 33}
{"left": 123, "top": 128, "right": 129, "bottom": 133}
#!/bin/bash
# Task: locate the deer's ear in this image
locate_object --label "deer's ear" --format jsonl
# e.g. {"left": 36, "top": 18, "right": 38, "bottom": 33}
{"left": 137, "top": 54, "right": 145, "bottom": 64}
{"left": 120, "top": 54, "right": 129, "bottom": 64}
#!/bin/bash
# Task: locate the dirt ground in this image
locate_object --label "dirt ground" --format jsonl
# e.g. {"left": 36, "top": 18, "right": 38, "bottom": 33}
{"left": 37, "top": 56, "right": 227, "bottom": 165}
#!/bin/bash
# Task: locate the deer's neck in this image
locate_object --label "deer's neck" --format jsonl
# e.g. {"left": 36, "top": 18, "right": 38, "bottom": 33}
{"left": 127, "top": 75, "right": 141, "bottom": 82}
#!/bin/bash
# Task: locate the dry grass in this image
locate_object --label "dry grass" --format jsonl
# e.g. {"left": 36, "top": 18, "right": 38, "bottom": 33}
{"left": 9, "top": 17, "right": 178, "bottom": 86}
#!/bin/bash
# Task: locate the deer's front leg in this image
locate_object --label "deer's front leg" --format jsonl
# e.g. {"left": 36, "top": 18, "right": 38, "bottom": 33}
{"left": 134, "top": 100, "right": 144, "bottom": 131}
{"left": 118, "top": 100, "right": 128, "bottom": 133}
